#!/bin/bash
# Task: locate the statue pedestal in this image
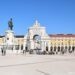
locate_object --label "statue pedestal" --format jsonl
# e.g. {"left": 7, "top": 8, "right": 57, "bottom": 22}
{"left": 3, "top": 30, "right": 21, "bottom": 54}
{"left": 5, "top": 30, "right": 14, "bottom": 45}
{"left": 4, "top": 30, "right": 15, "bottom": 53}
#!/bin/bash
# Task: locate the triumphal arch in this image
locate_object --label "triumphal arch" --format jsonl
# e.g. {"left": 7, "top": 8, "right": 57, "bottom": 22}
{"left": 24, "top": 20, "right": 50, "bottom": 53}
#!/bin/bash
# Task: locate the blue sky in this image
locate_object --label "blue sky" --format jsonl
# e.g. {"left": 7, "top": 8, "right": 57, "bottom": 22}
{"left": 0, "top": 0, "right": 75, "bottom": 35}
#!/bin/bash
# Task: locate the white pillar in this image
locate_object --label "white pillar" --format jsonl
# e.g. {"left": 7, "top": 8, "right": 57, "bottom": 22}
{"left": 13, "top": 45, "right": 15, "bottom": 50}
{"left": 44, "top": 41, "right": 46, "bottom": 51}
{"left": 41, "top": 41, "right": 45, "bottom": 52}
{"left": 56, "top": 45, "right": 57, "bottom": 53}
{"left": 48, "top": 43, "right": 50, "bottom": 52}
{"left": 30, "top": 40, "right": 34, "bottom": 50}
{"left": 19, "top": 44, "right": 21, "bottom": 50}
{"left": 23, "top": 40, "right": 26, "bottom": 50}
{"left": 52, "top": 45, "right": 54, "bottom": 52}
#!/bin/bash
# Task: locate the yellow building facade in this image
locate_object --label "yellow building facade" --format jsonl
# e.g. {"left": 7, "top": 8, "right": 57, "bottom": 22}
{"left": 49, "top": 34, "right": 75, "bottom": 54}
{"left": 0, "top": 34, "right": 75, "bottom": 54}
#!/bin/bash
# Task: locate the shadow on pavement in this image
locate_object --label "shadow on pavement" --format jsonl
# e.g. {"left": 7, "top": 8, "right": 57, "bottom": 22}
{"left": 36, "top": 69, "right": 50, "bottom": 75}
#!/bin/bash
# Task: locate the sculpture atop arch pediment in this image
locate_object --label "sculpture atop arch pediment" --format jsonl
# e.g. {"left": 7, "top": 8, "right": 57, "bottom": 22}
{"left": 33, "top": 20, "right": 40, "bottom": 27}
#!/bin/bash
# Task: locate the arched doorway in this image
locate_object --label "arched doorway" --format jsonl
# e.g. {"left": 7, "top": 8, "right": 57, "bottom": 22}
{"left": 58, "top": 46, "right": 60, "bottom": 52}
{"left": 61, "top": 46, "right": 64, "bottom": 54}
{"left": 65, "top": 46, "right": 67, "bottom": 53}
{"left": 33, "top": 34, "right": 41, "bottom": 53}
{"left": 46, "top": 46, "right": 48, "bottom": 51}
{"left": 68, "top": 46, "right": 71, "bottom": 53}
{"left": 72, "top": 46, "right": 75, "bottom": 52}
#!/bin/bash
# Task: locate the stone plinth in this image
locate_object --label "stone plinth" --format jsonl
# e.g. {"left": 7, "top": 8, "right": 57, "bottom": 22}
{"left": 5, "top": 30, "right": 14, "bottom": 45}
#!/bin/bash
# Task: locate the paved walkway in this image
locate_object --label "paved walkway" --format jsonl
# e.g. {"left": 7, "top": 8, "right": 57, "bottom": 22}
{"left": 0, "top": 54, "right": 75, "bottom": 75}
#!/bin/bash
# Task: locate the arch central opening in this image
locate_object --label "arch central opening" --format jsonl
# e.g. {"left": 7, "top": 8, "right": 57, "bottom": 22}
{"left": 33, "top": 34, "right": 41, "bottom": 50}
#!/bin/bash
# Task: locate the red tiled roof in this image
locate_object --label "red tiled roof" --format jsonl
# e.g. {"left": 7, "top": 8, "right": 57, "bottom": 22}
{"left": 49, "top": 34, "right": 75, "bottom": 37}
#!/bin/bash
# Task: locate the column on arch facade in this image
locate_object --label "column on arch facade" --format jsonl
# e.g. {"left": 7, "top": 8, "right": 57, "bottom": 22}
{"left": 29, "top": 40, "right": 34, "bottom": 50}
{"left": 48, "top": 41, "right": 50, "bottom": 52}
{"left": 41, "top": 40, "right": 45, "bottom": 52}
